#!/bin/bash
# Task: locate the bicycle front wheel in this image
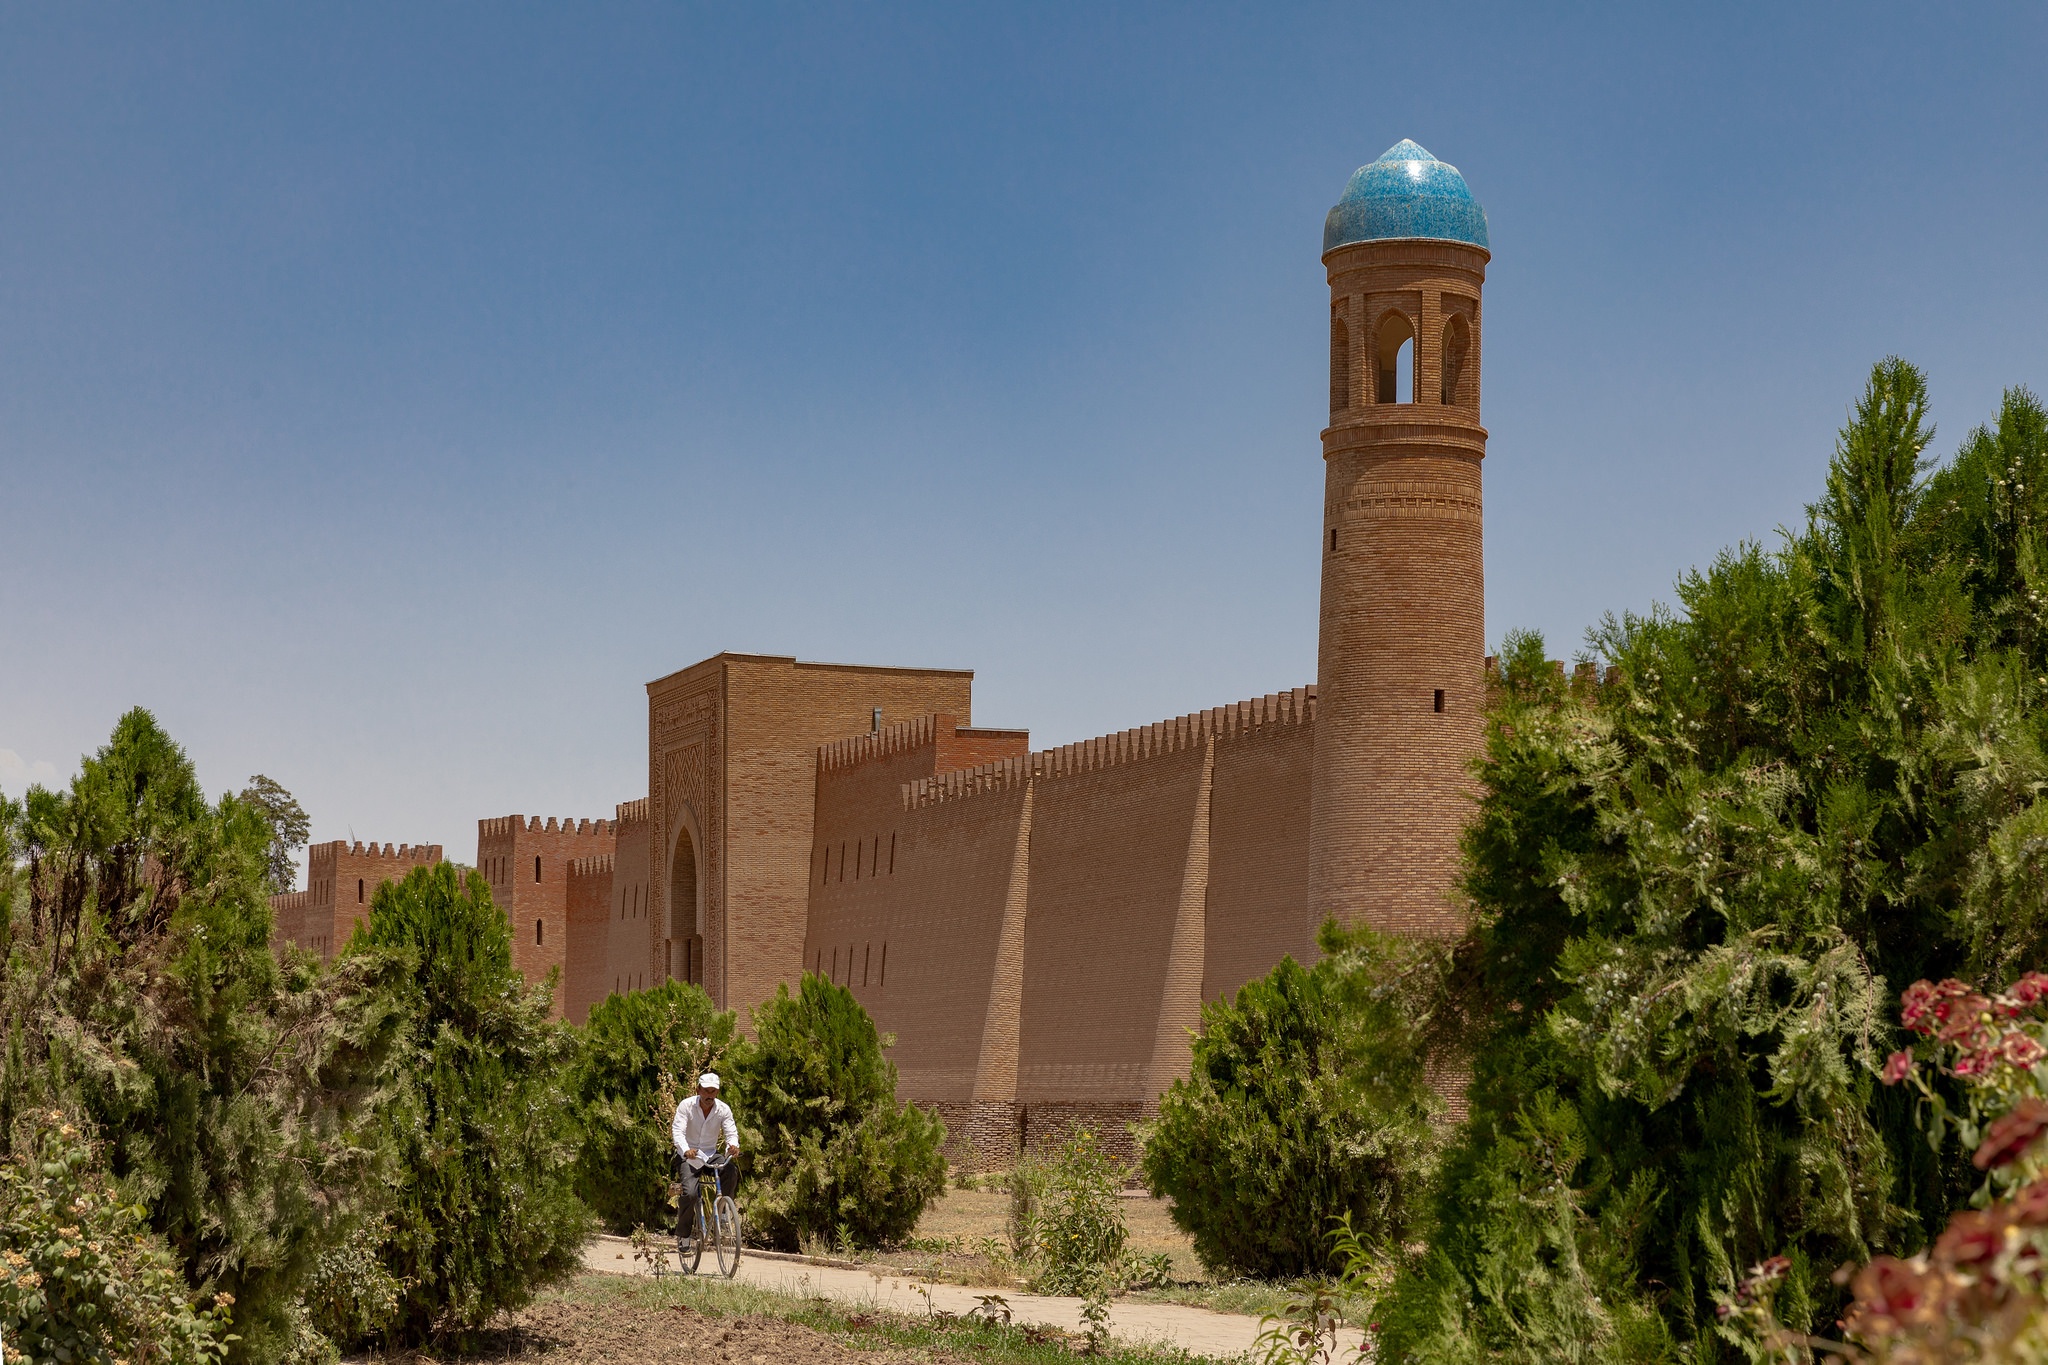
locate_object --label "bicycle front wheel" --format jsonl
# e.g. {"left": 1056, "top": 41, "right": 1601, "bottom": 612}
{"left": 713, "top": 1194, "right": 742, "bottom": 1278}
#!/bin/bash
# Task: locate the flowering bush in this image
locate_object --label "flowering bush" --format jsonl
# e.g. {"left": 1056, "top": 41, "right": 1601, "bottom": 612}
{"left": 1722, "top": 970, "right": 2048, "bottom": 1361}
{"left": 0, "top": 1110, "right": 233, "bottom": 1364}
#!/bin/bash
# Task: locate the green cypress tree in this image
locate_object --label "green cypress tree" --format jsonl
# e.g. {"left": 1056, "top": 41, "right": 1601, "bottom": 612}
{"left": 1141, "top": 925, "right": 1439, "bottom": 1279}
{"left": 2, "top": 709, "right": 396, "bottom": 1364}
{"left": 731, "top": 972, "right": 946, "bottom": 1251}
{"left": 570, "top": 979, "right": 737, "bottom": 1232}
{"left": 347, "top": 862, "right": 591, "bottom": 1347}
{"left": 1378, "top": 362, "right": 2048, "bottom": 1360}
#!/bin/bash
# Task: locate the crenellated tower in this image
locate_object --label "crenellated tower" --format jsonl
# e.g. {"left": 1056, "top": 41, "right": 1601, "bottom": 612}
{"left": 1309, "top": 140, "right": 1489, "bottom": 939}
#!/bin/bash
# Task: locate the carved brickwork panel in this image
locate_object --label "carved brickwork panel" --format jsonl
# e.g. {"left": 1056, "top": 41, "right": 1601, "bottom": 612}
{"left": 650, "top": 679, "right": 720, "bottom": 997}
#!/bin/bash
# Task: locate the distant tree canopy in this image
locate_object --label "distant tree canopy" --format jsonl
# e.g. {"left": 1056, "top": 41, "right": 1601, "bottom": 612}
{"left": 1377, "top": 363, "right": 2048, "bottom": 1361}
{"left": 239, "top": 773, "right": 309, "bottom": 895}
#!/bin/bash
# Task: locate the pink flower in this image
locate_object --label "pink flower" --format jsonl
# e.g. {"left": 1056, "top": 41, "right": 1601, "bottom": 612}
{"left": 1934, "top": 1208, "right": 2013, "bottom": 1268}
{"left": 1883, "top": 1050, "right": 1914, "bottom": 1084}
{"left": 1902, "top": 980, "right": 1937, "bottom": 1032}
{"left": 1935, "top": 991, "right": 1994, "bottom": 1044}
{"left": 1975, "top": 1099, "right": 2048, "bottom": 1171}
{"left": 2004, "top": 1032, "right": 2046, "bottom": 1068}
{"left": 2014, "top": 972, "right": 2048, "bottom": 1005}
{"left": 2012, "top": 1178, "right": 2048, "bottom": 1228}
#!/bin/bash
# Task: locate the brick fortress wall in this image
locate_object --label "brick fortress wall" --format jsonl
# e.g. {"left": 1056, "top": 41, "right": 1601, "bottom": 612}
{"left": 272, "top": 840, "right": 442, "bottom": 960}
{"left": 558, "top": 798, "right": 657, "bottom": 1024}
{"left": 477, "top": 814, "right": 617, "bottom": 1018}
{"left": 646, "top": 654, "right": 976, "bottom": 1019}
{"left": 806, "top": 688, "right": 1315, "bottom": 1169}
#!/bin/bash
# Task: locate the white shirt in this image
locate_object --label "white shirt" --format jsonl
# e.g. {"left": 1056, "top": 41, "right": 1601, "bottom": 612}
{"left": 672, "top": 1096, "right": 740, "bottom": 1169}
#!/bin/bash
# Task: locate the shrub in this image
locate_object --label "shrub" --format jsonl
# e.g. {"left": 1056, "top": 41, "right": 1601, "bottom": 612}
{"left": 1007, "top": 1155, "right": 1046, "bottom": 1259}
{"left": 0, "top": 1108, "right": 232, "bottom": 1363}
{"left": 347, "top": 863, "right": 593, "bottom": 1346}
{"left": 731, "top": 973, "right": 946, "bottom": 1250}
{"left": 1030, "top": 1128, "right": 1129, "bottom": 1295}
{"left": 571, "top": 981, "right": 737, "bottom": 1232}
{"left": 1141, "top": 924, "right": 1440, "bottom": 1280}
{"left": 4, "top": 712, "right": 397, "bottom": 1365}
{"left": 297, "top": 1216, "right": 399, "bottom": 1351}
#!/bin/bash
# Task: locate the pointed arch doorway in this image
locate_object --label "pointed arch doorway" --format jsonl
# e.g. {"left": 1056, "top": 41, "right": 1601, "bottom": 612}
{"left": 670, "top": 820, "right": 706, "bottom": 989}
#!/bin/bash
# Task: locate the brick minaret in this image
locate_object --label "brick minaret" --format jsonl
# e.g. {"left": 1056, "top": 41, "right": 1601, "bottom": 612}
{"left": 1309, "top": 140, "right": 1489, "bottom": 938}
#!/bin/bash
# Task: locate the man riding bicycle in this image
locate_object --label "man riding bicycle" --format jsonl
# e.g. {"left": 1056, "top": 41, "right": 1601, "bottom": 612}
{"left": 671, "top": 1071, "right": 740, "bottom": 1248}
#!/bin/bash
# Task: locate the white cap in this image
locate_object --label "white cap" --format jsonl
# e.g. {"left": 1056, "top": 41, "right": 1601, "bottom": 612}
{"left": 698, "top": 1072, "right": 721, "bottom": 1090}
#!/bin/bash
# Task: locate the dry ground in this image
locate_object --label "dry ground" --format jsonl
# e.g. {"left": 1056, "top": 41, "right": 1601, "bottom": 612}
{"left": 348, "top": 1271, "right": 1218, "bottom": 1364}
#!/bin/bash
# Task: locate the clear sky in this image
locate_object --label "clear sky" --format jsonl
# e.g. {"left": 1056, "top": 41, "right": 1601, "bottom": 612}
{"left": 5, "top": 4, "right": 2046, "bottom": 881}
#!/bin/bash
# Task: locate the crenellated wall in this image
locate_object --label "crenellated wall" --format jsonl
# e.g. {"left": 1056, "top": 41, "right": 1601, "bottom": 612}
{"left": 610, "top": 797, "right": 656, "bottom": 996}
{"left": 476, "top": 814, "right": 617, "bottom": 1015}
{"left": 647, "top": 653, "right": 978, "bottom": 1019}
{"left": 805, "top": 687, "right": 1316, "bottom": 1168}
{"left": 274, "top": 839, "right": 443, "bottom": 960}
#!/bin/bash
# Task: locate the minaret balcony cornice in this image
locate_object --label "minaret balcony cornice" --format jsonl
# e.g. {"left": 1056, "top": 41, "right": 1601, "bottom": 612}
{"left": 1322, "top": 412, "right": 1487, "bottom": 460}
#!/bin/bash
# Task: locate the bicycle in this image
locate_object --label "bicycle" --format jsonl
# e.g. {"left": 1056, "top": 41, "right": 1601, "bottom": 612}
{"left": 674, "top": 1150, "right": 742, "bottom": 1278}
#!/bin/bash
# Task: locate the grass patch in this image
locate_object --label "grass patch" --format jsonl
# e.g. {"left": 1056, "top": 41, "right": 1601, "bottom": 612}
{"left": 573, "top": 1269, "right": 1228, "bottom": 1363}
{"left": 1127, "top": 1279, "right": 1296, "bottom": 1319}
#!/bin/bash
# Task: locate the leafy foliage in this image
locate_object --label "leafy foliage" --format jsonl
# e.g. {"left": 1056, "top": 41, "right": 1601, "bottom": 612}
{"left": 570, "top": 980, "right": 736, "bottom": 1232}
{"left": 731, "top": 972, "right": 946, "bottom": 1251}
{"left": 3, "top": 710, "right": 394, "bottom": 1364}
{"left": 236, "top": 776, "right": 309, "bottom": 897}
{"left": 0, "top": 1108, "right": 234, "bottom": 1364}
{"left": 1378, "top": 363, "right": 2048, "bottom": 1360}
{"left": 1026, "top": 1128, "right": 1129, "bottom": 1295}
{"left": 346, "top": 862, "right": 592, "bottom": 1346}
{"left": 1142, "top": 925, "right": 1439, "bottom": 1280}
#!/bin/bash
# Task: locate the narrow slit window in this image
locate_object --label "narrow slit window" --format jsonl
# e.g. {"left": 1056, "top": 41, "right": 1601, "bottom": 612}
{"left": 357, "top": 878, "right": 364, "bottom": 903}
{"left": 1330, "top": 314, "right": 1351, "bottom": 414}
{"left": 1434, "top": 688, "right": 1446, "bottom": 713}
{"left": 535, "top": 919, "right": 544, "bottom": 946}
{"left": 534, "top": 856, "right": 542, "bottom": 883}
{"left": 863, "top": 943, "right": 870, "bottom": 987}
{"left": 889, "top": 832, "right": 897, "bottom": 873}
{"left": 855, "top": 841, "right": 862, "bottom": 879}
{"left": 831, "top": 946, "right": 838, "bottom": 981}
{"left": 880, "top": 942, "right": 887, "bottom": 986}
{"left": 838, "top": 843, "right": 846, "bottom": 882}
{"left": 1330, "top": 527, "right": 1338, "bottom": 553}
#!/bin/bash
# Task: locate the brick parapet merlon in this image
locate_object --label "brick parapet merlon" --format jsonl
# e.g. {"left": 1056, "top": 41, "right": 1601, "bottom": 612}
{"left": 817, "top": 714, "right": 944, "bottom": 774}
{"left": 269, "top": 890, "right": 310, "bottom": 914}
{"left": 905, "top": 686, "right": 1316, "bottom": 811}
{"left": 476, "top": 815, "right": 618, "bottom": 839}
{"left": 568, "top": 852, "right": 616, "bottom": 878}
{"left": 615, "top": 797, "right": 649, "bottom": 824}
{"left": 320, "top": 841, "right": 443, "bottom": 862}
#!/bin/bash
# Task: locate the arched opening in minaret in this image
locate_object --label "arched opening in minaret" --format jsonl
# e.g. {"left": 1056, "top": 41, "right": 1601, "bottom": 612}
{"left": 671, "top": 822, "right": 704, "bottom": 987}
{"left": 1329, "top": 315, "right": 1351, "bottom": 414}
{"left": 1441, "top": 313, "right": 1471, "bottom": 406}
{"left": 1376, "top": 312, "right": 1414, "bottom": 404}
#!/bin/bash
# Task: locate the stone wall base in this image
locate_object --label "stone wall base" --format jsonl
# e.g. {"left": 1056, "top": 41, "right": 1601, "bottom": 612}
{"left": 935, "top": 1099, "right": 1157, "bottom": 1175}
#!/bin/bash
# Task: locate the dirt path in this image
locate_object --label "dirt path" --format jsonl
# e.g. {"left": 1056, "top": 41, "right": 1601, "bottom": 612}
{"left": 582, "top": 1234, "right": 1366, "bottom": 1358}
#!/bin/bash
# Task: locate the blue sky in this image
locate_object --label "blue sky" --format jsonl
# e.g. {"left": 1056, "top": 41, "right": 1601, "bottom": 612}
{"left": 5, "top": 4, "right": 2046, "bottom": 878}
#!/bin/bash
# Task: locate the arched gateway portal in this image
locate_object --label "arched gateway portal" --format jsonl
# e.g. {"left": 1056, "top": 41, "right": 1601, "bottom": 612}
{"left": 670, "top": 823, "right": 705, "bottom": 988}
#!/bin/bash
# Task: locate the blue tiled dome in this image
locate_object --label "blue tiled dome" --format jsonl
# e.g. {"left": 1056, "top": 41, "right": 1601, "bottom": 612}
{"left": 1323, "top": 140, "right": 1489, "bottom": 254}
